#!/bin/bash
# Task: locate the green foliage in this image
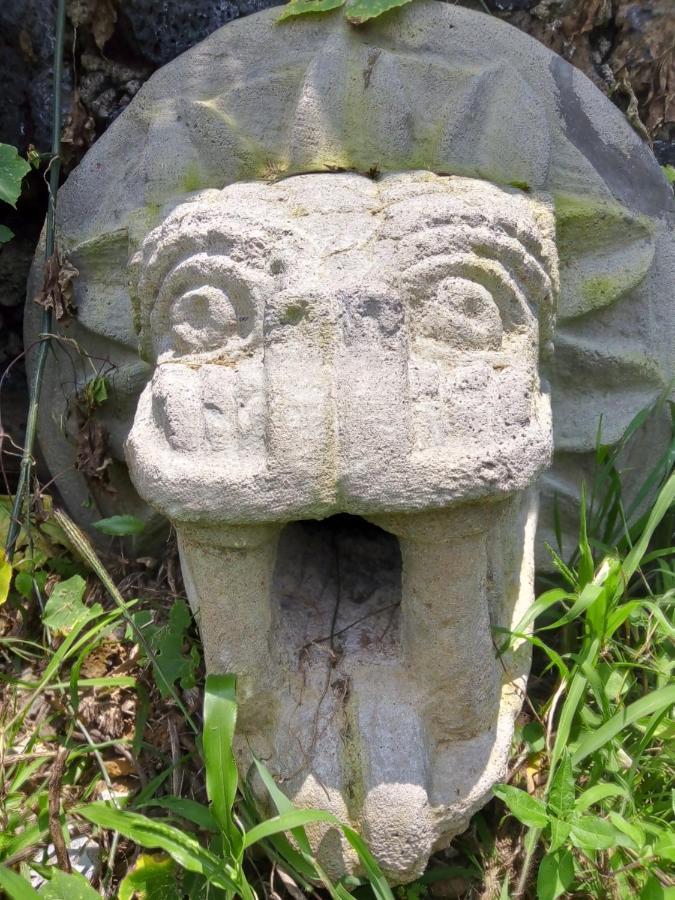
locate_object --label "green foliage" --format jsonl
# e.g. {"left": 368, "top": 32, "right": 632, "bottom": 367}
{"left": 131, "top": 599, "right": 200, "bottom": 698}
{"left": 92, "top": 514, "right": 145, "bottom": 536}
{"left": 40, "top": 870, "right": 101, "bottom": 898}
{"left": 0, "top": 143, "right": 31, "bottom": 208}
{"left": 494, "top": 399, "right": 675, "bottom": 899}
{"left": 278, "top": 0, "right": 414, "bottom": 24}
{"left": 42, "top": 574, "right": 102, "bottom": 634}
{"left": 118, "top": 853, "right": 178, "bottom": 899}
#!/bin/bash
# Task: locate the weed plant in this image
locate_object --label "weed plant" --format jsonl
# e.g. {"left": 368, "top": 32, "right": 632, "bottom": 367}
{"left": 0, "top": 401, "right": 673, "bottom": 899}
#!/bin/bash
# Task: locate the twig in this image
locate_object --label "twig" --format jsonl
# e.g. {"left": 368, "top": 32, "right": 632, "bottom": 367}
{"left": 301, "top": 602, "right": 400, "bottom": 651}
{"left": 5, "top": 0, "right": 66, "bottom": 560}
{"left": 48, "top": 746, "right": 72, "bottom": 872}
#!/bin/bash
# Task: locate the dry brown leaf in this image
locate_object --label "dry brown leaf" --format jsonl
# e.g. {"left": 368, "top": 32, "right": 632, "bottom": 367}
{"left": 104, "top": 757, "right": 135, "bottom": 778}
{"left": 61, "top": 89, "right": 96, "bottom": 165}
{"left": 92, "top": 0, "right": 117, "bottom": 50}
{"left": 34, "top": 252, "right": 79, "bottom": 322}
{"left": 75, "top": 420, "right": 113, "bottom": 488}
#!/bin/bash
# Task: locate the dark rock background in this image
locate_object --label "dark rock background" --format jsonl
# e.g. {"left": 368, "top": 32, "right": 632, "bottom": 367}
{"left": 1, "top": 0, "right": 673, "bottom": 489}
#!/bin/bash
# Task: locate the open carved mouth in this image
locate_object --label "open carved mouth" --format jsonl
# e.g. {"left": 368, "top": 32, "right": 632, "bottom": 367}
{"left": 124, "top": 170, "right": 558, "bottom": 881}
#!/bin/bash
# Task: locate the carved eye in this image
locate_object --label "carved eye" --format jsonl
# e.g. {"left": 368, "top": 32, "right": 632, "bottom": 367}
{"left": 168, "top": 284, "right": 254, "bottom": 355}
{"left": 418, "top": 277, "right": 503, "bottom": 350}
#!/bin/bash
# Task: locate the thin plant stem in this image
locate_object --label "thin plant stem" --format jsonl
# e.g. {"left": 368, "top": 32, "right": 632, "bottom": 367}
{"left": 5, "top": 0, "right": 66, "bottom": 560}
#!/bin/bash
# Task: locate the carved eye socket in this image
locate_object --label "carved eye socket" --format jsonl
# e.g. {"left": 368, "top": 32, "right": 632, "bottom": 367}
{"left": 168, "top": 284, "right": 254, "bottom": 355}
{"left": 418, "top": 276, "right": 503, "bottom": 350}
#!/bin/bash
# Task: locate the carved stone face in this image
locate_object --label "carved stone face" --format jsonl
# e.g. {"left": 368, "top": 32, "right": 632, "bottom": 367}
{"left": 127, "top": 172, "right": 558, "bottom": 524}
{"left": 124, "top": 171, "right": 559, "bottom": 881}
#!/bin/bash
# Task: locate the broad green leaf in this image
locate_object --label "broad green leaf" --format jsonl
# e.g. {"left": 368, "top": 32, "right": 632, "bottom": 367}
{"left": 143, "top": 797, "right": 217, "bottom": 832}
{"left": 0, "top": 143, "right": 31, "bottom": 207}
{"left": 575, "top": 782, "right": 630, "bottom": 813}
{"left": 548, "top": 752, "right": 574, "bottom": 820}
{"left": 663, "top": 165, "right": 675, "bottom": 185}
{"left": 40, "top": 871, "right": 100, "bottom": 899}
{"left": 572, "top": 684, "right": 675, "bottom": 766}
{"left": 502, "top": 589, "right": 574, "bottom": 650}
{"left": 118, "top": 853, "right": 179, "bottom": 900}
{"left": 14, "top": 571, "right": 35, "bottom": 601}
{"left": 0, "top": 549, "right": 11, "bottom": 605}
{"left": 569, "top": 815, "right": 618, "bottom": 851}
{"left": 243, "top": 809, "right": 342, "bottom": 849}
{"left": 138, "top": 599, "right": 199, "bottom": 697}
{"left": 493, "top": 785, "right": 549, "bottom": 829}
{"left": 42, "top": 575, "right": 102, "bottom": 634}
{"left": 548, "top": 817, "right": 571, "bottom": 853}
{"left": 0, "top": 866, "right": 39, "bottom": 899}
{"left": 522, "top": 721, "right": 546, "bottom": 753}
{"left": 0, "top": 224, "right": 14, "bottom": 243}
{"left": 536, "top": 850, "right": 574, "bottom": 900}
{"left": 345, "top": 0, "right": 413, "bottom": 24}
{"left": 76, "top": 803, "right": 238, "bottom": 891}
{"left": 655, "top": 832, "right": 675, "bottom": 862}
{"left": 92, "top": 514, "right": 144, "bottom": 536}
{"left": 278, "top": 0, "right": 345, "bottom": 21}
{"left": 203, "top": 673, "right": 240, "bottom": 850}
{"left": 640, "top": 874, "right": 669, "bottom": 899}
{"left": 608, "top": 812, "right": 645, "bottom": 851}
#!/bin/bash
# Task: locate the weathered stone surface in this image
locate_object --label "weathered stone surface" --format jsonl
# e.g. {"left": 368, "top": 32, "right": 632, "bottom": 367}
{"left": 25, "top": 0, "right": 674, "bottom": 880}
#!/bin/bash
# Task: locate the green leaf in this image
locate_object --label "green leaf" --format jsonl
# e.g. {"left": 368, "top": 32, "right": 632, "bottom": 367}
{"left": 142, "top": 797, "right": 217, "bottom": 832}
{"left": 640, "top": 874, "right": 668, "bottom": 900}
{"left": 92, "top": 514, "right": 144, "bottom": 536}
{"left": 548, "top": 818, "right": 571, "bottom": 853}
{"left": 0, "top": 549, "right": 12, "bottom": 605}
{"left": 118, "top": 853, "right": 179, "bottom": 900}
{"left": 0, "top": 866, "right": 40, "bottom": 899}
{"left": 345, "top": 0, "right": 413, "bottom": 24}
{"left": 0, "top": 224, "right": 14, "bottom": 243}
{"left": 548, "top": 752, "right": 574, "bottom": 820}
{"left": 0, "top": 143, "right": 31, "bottom": 207}
{"left": 620, "top": 471, "right": 675, "bottom": 588}
{"left": 536, "top": 850, "right": 574, "bottom": 900}
{"left": 14, "top": 571, "right": 35, "bottom": 601}
{"left": 654, "top": 832, "right": 675, "bottom": 862}
{"left": 278, "top": 0, "right": 345, "bottom": 21}
{"left": 203, "top": 673, "right": 240, "bottom": 849}
{"left": 572, "top": 684, "right": 675, "bottom": 766}
{"left": 574, "top": 782, "right": 630, "bottom": 813}
{"left": 138, "top": 599, "right": 199, "bottom": 698}
{"left": 663, "top": 164, "right": 675, "bottom": 185}
{"left": 42, "top": 575, "right": 102, "bottom": 634}
{"left": 340, "top": 825, "right": 395, "bottom": 900}
{"left": 76, "top": 802, "right": 238, "bottom": 892}
{"left": 40, "top": 871, "right": 100, "bottom": 899}
{"left": 243, "top": 809, "right": 342, "bottom": 849}
{"left": 569, "top": 815, "right": 618, "bottom": 852}
{"left": 493, "top": 785, "right": 550, "bottom": 828}
{"left": 522, "top": 721, "right": 546, "bottom": 753}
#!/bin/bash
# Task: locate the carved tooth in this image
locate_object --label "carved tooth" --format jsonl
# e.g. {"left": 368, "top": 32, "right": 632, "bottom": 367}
{"left": 368, "top": 505, "right": 502, "bottom": 742}
{"left": 176, "top": 522, "right": 282, "bottom": 732}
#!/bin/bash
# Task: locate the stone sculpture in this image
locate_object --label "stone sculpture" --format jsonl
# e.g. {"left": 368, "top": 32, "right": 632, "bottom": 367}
{"left": 26, "top": 0, "right": 674, "bottom": 882}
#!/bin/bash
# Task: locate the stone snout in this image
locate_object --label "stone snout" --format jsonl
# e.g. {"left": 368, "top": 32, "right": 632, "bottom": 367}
{"left": 124, "top": 171, "right": 559, "bottom": 881}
